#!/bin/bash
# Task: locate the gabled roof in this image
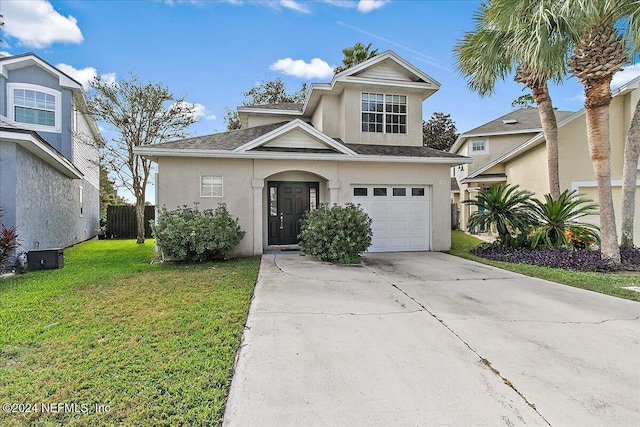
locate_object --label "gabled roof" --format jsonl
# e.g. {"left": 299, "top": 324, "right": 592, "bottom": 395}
{"left": 0, "top": 52, "right": 83, "bottom": 90}
{"left": 450, "top": 108, "right": 574, "bottom": 154}
{"left": 136, "top": 119, "right": 470, "bottom": 165}
{"left": 303, "top": 50, "right": 441, "bottom": 117}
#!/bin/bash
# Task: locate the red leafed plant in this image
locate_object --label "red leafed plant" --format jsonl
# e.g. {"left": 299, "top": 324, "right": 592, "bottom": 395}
{"left": 0, "top": 207, "right": 19, "bottom": 271}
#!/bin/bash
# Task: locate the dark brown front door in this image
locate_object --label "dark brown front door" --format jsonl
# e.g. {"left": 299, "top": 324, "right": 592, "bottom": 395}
{"left": 268, "top": 182, "right": 319, "bottom": 245}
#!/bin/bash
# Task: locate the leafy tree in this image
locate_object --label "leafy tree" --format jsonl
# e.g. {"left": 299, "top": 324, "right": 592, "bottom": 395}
{"left": 463, "top": 184, "right": 536, "bottom": 246}
{"left": 88, "top": 74, "right": 197, "bottom": 244}
{"left": 511, "top": 94, "right": 536, "bottom": 109}
{"left": 334, "top": 42, "right": 379, "bottom": 74}
{"left": 422, "top": 112, "right": 458, "bottom": 151}
{"left": 224, "top": 77, "right": 308, "bottom": 130}
{"left": 454, "top": 1, "right": 568, "bottom": 201}
{"left": 529, "top": 190, "right": 600, "bottom": 249}
{"left": 99, "top": 164, "right": 127, "bottom": 219}
{"left": 488, "top": 0, "right": 640, "bottom": 264}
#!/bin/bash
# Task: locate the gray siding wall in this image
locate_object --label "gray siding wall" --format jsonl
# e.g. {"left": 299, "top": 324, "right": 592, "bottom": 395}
{"left": 0, "top": 142, "right": 17, "bottom": 228}
{"left": 15, "top": 145, "right": 99, "bottom": 251}
{"left": 5, "top": 65, "right": 73, "bottom": 160}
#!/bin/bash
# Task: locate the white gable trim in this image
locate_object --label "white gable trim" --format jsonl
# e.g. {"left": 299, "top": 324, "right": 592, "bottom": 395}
{"left": 233, "top": 119, "right": 357, "bottom": 156}
{"left": 0, "top": 54, "right": 83, "bottom": 90}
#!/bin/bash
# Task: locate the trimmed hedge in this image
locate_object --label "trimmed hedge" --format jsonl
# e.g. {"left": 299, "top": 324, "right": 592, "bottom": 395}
{"left": 151, "top": 203, "right": 245, "bottom": 262}
{"left": 299, "top": 203, "right": 372, "bottom": 264}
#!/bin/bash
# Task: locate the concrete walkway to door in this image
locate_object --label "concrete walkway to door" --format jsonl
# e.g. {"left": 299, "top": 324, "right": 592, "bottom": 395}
{"left": 223, "top": 252, "right": 640, "bottom": 427}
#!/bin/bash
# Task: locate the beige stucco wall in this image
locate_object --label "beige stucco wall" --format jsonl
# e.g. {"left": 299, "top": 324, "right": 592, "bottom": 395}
{"left": 505, "top": 142, "right": 549, "bottom": 199}
{"left": 462, "top": 133, "right": 537, "bottom": 174}
{"left": 157, "top": 157, "right": 454, "bottom": 256}
{"left": 579, "top": 185, "right": 640, "bottom": 244}
{"left": 246, "top": 114, "right": 300, "bottom": 128}
{"left": 311, "top": 95, "right": 341, "bottom": 138}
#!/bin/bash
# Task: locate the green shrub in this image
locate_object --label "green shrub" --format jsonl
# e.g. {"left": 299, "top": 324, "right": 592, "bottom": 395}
{"left": 151, "top": 203, "right": 245, "bottom": 262}
{"left": 299, "top": 203, "right": 372, "bottom": 264}
{"left": 0, "top": 207, "right": 19, "bottom": 271}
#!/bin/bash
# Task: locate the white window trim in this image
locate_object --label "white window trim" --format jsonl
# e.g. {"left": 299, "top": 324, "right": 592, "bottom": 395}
{"left": 361, "top": 92, "right": 407, "bottom": 135}
{"left": 470, "top": 139, "right": 489, "bottom": 154}
{"left": 200, "top": 175, "right": 223, "bottom": 198}
{"left": 7, "top": 82, "right": 62, "bottom": 133}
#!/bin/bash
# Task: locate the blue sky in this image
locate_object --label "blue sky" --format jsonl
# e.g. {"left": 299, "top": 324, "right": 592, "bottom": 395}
{"left": 2, "top": 0, "right": 639, "bottom": 201}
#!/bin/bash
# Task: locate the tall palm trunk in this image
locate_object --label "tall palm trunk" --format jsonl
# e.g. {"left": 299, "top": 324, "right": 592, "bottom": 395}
{"left": 532, "top": 82, "right": 560, "bottom": 200}
{"left": 621, "top": 101, "right": 640, "bottom": 247}
{"left": 515, "top": 66, "right": 560, "bottom": 199}
{"left": 569, "top": 23, "right": 626, "bottom": 264}
{"left": 584, "top": 79, "right": 620, "bottom": 263}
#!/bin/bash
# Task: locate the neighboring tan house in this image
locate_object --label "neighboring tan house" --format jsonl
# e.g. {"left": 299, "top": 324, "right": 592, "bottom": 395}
{"left": 136, "top": 51, "right": 470, "bottom": 256}
{"left": 0, "top": 53, "right": 102, "bottom": 254}
{"left": 451, "top": 77, "right": 640, "bottom": 243}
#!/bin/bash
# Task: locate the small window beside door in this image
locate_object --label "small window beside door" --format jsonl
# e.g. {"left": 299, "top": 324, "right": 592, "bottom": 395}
{"left": 201, "top": 175, "right": 223, "bottom": 197}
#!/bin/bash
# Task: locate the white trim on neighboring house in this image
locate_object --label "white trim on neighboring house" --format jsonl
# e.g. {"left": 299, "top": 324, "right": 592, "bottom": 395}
{"left": 0, "top": 54, "right": 83, "bottom": 90}
{"left": 0, "top": 128, "right": 83, "bottom": 178}
{"left": 464, "top": 109, "right": 587, "bottom": 180}
{"left": 233, "top": 119, "right": 358, "bottom": 156}
{"left": 7, "top": 82, "right": 63, "bottom": 133}
{"left": 571, "top": 180, "right": 640, "bottom": 191}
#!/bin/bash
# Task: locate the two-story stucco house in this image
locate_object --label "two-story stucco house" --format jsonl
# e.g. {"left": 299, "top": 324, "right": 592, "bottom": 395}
{"left": 136, "top": 51, "right": 470, "bottom": 256}
{"left": 0, "top": 53, "right": 102, "bottom": 254}
{"left": 451, "top": 76, "right": 640, "bottom": 243}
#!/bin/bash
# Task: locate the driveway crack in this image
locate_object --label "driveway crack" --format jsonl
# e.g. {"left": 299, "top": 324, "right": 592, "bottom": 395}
{"left": 441, "top": 316, "right": 640, "bottom": 325}
{"left": 362, "top": 264, "right": 552, "bottom": 426}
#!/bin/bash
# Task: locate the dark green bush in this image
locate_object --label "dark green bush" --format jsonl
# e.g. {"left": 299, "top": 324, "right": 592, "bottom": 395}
{"left": 299, "top": 203, "right": 372, "bottom": 264}
{"left": 151, "top": 203, "right": 245, "bottom": 262}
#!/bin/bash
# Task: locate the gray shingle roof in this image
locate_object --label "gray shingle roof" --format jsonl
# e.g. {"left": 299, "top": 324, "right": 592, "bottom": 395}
{"left": 152, "top": 121, "right": 289, "bottom": 150}
{"left": 451, "top": 177, "right": 460, "bottom": 192}
{"left": 464, "top": 108, "right": 574, "bottom": 135}
{"left": 241, "top": 103, "right": 303, "bottom": 111}
{"left": 150, "top": 121, "right": 468, "bottom": 159}
{"left": 344, "top": 143, "right": 468, "bottom": 158}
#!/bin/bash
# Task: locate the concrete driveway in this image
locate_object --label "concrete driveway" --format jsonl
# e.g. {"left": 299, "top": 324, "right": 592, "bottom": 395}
{"left": 223, "top": 252, "right": 640, "bottom": 426}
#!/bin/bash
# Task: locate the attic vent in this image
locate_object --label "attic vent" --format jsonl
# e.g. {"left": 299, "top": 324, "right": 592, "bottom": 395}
{"left": 503, "top": 119, "right": 518, "bottom": 124}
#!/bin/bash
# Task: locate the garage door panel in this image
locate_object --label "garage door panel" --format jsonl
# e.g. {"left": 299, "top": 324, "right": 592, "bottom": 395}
{"left": 352, "top": 185, "right": 430, "bottom": 253}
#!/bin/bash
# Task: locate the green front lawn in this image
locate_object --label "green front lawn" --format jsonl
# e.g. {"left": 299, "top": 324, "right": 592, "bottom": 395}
{"left": 0, "top": 240, "right": 260, "bottom": 426}
{"left": 449, "top": 230, "right": 640, "bottom": 302}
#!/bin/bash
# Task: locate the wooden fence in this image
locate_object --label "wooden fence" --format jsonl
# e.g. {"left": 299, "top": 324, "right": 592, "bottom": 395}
{"left": 106, "top": 205, "right": 155, "bottom": 238}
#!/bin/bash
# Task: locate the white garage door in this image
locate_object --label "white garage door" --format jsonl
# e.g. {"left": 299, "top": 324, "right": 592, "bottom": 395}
{"left": 351, "top": 185, "right": 430, "bottom": 252}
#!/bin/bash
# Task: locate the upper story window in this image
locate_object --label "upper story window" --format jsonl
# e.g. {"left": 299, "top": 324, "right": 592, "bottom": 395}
{"left": 7, "top": 83, "right": 62, "bottom": 133}
{"left": 470, "top": 139, "right": 488, "bottom": 154}
{"left": 361, "top": 93, "right": 407, "bottom": 134}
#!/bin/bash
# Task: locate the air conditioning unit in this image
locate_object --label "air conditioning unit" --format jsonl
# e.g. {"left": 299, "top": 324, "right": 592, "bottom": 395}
{"left": 27, "top": 249, "right": 64, "bottom": 270}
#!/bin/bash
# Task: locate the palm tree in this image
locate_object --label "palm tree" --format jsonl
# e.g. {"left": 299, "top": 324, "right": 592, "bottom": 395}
{"left": 334, "top": 43, "right": 379, "bottom": 74}
{"left": 621, "top": 102, "right": 640, "bottom": 247}
{"left": 454, "top": 3, "right": 568, "bottom": 200}
{"left": 488, "top": 0, "right": 640, "bottom": 264}
{"left": 529, "top": 190, "right": 600, "bottom": 249}
{"left": 463, "top": 184, "right": 536, "bottom": 245}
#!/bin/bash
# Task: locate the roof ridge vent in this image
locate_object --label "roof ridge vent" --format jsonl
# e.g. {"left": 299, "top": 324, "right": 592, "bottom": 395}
{"left": 502, "top": 118, "right": 518, "bottom": 124}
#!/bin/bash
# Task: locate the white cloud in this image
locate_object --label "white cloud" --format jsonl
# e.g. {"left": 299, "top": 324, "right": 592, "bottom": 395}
{"left": 611, "top": 63, "right": 640, "bottom": 89}
{"left": 279, "top": 0, "right": 311, "bottom": 13}
{"left": 56, "top": 63, "right": 116, "bottom": 89}
{"left": 191, "top": 103, "right": 217, "bottom": 121}
{"left": 322, "top": 0, "right": 357, "bottom": 7}
{"left": 3, "top": 0, "right": 83, "bottom": 48}
{"left": 357, "top": 0, "right": 390, "bottom": 13}
{"left": 270, "top": 57, "right": 334, "bottom": 79}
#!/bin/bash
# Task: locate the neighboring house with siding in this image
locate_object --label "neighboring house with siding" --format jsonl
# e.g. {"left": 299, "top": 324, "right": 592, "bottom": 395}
{"left": 0, "top": 53, "right": 102, "bottom": 254}
{"left": 451, "top": 77, "right": 640, "bottom": 243}
{"left": 137, "top": 51, "right": 470, "bottom": 256}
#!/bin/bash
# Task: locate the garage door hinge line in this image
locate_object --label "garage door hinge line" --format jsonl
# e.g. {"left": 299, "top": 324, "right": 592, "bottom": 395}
{"left": 362, "top": 264, "right": 552, "bottom": 427}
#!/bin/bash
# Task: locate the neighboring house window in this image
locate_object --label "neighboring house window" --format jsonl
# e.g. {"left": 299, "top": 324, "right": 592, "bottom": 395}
{"left": 470, "top": 139, "right": 488, "bottom": 154}
{"left": 7, "top": 83, "right": 62, "bottom": 133}
{"left": 361, "top": 93, "right": 407, "bottom": 134}
{"left": 201, "top": 175, "right": 223, "bottom": 197}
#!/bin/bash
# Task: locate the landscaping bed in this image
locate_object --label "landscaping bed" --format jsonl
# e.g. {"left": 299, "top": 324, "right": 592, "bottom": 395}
{"left": 0, "top": 239, "right": 260, "bottom": 426}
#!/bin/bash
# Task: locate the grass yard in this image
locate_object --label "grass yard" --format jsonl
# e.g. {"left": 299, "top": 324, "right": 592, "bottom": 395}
{"left": 0, "top": 239, "right": 261, "bottom": 426}
{"left": 449, "top": 230, "right": 640, "bottom": 302}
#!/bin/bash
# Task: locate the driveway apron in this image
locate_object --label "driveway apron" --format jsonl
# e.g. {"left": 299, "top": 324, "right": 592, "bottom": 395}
{"left": 223, "top": 252, "right": 640, "bottom": 427}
